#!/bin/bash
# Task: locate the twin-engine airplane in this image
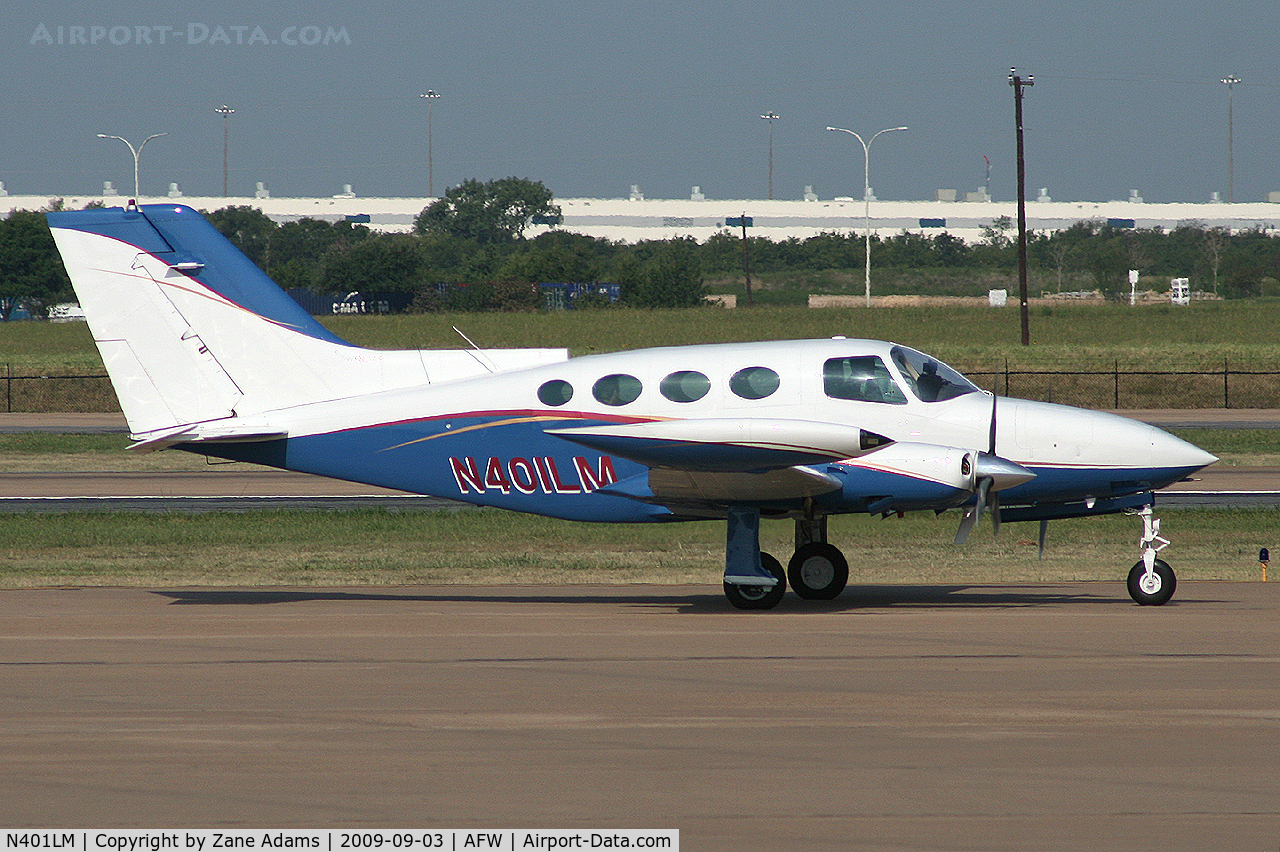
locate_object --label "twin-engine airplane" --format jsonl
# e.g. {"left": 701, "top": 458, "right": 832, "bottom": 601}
{"left": 47, "top": 202, "right": 1217, "bottom": 609}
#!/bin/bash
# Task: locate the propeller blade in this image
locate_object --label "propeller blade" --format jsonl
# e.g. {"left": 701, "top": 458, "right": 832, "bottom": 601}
{"left": 954, "top": 507, "right": 978, "bottom": 545}
{"left": 954, "top": 477, "right": 991, "bottom": 545}
{"left": 989, "top": 391, "right": 998, "bottom": 455}
{"left": 990, "top": 492, "right": 1001, "bottom": 537}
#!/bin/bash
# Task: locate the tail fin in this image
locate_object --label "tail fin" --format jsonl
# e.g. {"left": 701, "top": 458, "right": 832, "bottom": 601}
{"left": 47, "top": 203, "right": 565, "bottom": 441}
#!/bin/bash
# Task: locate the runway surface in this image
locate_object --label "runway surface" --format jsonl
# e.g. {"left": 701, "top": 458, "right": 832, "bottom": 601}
{"left": 2, "top": 582, "right": 1278, "bottom": 850}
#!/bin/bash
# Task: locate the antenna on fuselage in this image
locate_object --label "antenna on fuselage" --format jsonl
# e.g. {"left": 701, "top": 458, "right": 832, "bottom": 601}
{"left": 453, "top": 326, "right": 498, "bottom": 373}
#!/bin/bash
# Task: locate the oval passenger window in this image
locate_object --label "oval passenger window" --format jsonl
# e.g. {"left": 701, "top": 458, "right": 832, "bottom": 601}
{"left": 592, "top": 373, "right": 643, "bottom": 406}
{"left": 660, "top": 370, "right": 711, "bottom": 403}
{"left": 537, "top": 379, "right": 574, "bottom": 407}
{"left": 729, "top": 366, "right": 780, "bottom": 400}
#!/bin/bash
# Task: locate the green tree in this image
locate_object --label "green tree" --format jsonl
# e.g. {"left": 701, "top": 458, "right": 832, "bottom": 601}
{"left": 319, "top": 234, "right": 424, "bottom": 294}
{"left": 414, "top": 177, "right": 561, "bottom": 244}
{"left": 931, "top": 232, "right": 969, "bottom": 267}
{"left": 1079, "top": 229, "right": 1129, "bottom": 301}
{"left": 800, "top": 231, "right": 861, "bottom": 270}
{"left": 701, "top": 230, "right": 746, "bottom": 274}
{"left": 619, "top": 238, "right": 704, "bottom": 308}
{"left": 0, "top": 209, "right": 72, "bottom": 305}
{"left": 1221, "top": 264, "right": 1266, "bottom": 299}
{"left": 496, "top": 230, "right": 611, "bottom": 282}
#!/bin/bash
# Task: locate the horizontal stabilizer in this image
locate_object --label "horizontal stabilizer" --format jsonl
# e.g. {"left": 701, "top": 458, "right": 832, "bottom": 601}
{"left": 550, "top": 418, "right": 890, "bottom": 472}
{"left": 128, "top": 418, "right": 288, "bottom": 453}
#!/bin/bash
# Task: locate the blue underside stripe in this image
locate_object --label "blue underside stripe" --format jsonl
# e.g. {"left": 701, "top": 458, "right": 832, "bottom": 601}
{"left": 181, "top": 411, "right": 1200, "bottom": 523}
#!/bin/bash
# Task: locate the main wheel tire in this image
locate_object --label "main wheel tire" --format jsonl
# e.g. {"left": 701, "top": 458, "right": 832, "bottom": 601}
{"left": 788, "top": 543, "right": 849, "bottom": 600}
{"left": 1127, "top": 558, "right": 1176, "bottom": 606}
{"left": 724, "top": 553, "right": 786, "bottom": 610}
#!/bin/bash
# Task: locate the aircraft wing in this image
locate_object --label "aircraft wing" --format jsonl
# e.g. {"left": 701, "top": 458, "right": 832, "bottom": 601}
{"left": 548, "top": 418, "right": 890, "bottom": 472}
{"left": 599, "top": 465, "right": 844, "bottom": 508}
{"left": 552, "top": 419, "right": 1036, "bottom": 514}
{"left": 550, "top": 417, "right": 899, "bottom": 509}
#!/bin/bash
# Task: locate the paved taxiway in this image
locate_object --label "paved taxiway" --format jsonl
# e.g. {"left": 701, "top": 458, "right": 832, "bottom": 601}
{"left": 2, "top": 583, "right": 1278, "bottom": 850}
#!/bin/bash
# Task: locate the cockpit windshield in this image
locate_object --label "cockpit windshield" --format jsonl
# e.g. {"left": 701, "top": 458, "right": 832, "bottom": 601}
{"left": 890, "top": 346, "right": 982, "bottom": 402}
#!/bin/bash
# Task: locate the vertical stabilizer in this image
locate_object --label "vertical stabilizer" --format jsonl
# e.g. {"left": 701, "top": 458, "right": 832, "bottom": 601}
{"left": 47, "top": 203, "right": 427, "bottom": 438}
{"left": 48, "top": 203, "right": 569, "bottom": 441}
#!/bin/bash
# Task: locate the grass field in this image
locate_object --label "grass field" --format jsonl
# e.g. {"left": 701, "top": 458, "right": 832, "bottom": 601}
{"left": 0, "top": 506, "right": 1271, "bottom": 589}
{"left": 5, "top": 300, "right": 1280, "bottom": 373}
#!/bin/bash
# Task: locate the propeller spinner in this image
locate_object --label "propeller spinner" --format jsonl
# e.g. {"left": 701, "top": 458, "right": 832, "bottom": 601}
{"left": 954, "top": 393, "right": 1034, "bottom": 544}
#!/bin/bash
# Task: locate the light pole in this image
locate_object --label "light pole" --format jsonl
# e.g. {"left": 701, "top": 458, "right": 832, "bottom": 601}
{"left": 420, "top": 90, "right": 441, "bottom": 197}
{"left": 1221, "top": 75, "right": 1241, "bottom": 203}
{"left": 826, "top": 124, "right": 907, "bottom": 307}
{"left": 215, "top": 105, "right": 235, "bottom": 196}
{"left": 1009, "top": 67, "right": 1035, "bottom": 347}
{"left": 760, "top": 111, "right": 779, "bottom": 199}
{"left": 96, "top": 132, "right": 169, "bottom": 199}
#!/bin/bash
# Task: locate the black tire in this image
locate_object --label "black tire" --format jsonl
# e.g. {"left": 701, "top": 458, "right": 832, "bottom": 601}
{"left": 788, "top": 542, "right": 849, "bottom": 600}
{"left": 724, "top": 553, "right": 786, "bottom": 610}
{"left": 1127, "top": 558, "right": 1176, "bottom": 606}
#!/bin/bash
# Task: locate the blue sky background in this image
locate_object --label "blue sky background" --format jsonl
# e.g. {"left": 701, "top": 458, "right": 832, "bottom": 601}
{"left": 3, "top": 1, "right": 1276, "bottom": 203}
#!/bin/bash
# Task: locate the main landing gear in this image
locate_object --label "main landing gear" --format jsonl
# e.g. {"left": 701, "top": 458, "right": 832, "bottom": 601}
{"left": 722, "top": 507, "right": 849, "bottom": 610}
{"left": 1126, "top": 505, "right": 1176, "bottom": 606}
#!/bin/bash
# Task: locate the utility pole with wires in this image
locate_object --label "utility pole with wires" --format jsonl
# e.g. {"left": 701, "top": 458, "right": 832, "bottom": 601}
{"left": 1009, "top": 68, "right": 1034, "bottom": 346}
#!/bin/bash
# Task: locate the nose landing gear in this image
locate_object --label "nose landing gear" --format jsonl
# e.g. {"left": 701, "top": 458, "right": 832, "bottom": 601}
{"left": 1126, "top": 505, "right": 1176, "bottom": 606}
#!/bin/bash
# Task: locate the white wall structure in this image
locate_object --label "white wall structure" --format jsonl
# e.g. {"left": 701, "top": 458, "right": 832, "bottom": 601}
{"left": 7, "top": 193, "right": 1280, "bottom": 245}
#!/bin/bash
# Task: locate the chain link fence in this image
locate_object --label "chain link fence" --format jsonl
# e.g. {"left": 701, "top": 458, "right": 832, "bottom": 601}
{"left": 2, "top": 363, "right": 1278, "bottom": 413}
{"left": 964, "top": 361, "right": 1280, "bottom": 409}
{"left": 2, "top": 370, "right": 120, "bottom": 413}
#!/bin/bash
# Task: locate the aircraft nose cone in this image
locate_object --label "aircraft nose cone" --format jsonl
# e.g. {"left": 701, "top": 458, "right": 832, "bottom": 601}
{"left": 973, "top": 452, "right": 1036, "bottom": 490}
{"left": 1002, "top": 398, "right": 1217, "bottom": 476}
{"left": 1150, "top": 426, "right": 1218, "bottom": 472}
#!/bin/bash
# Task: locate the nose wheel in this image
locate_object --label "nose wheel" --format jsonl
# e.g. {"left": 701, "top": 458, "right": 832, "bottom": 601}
{"left": 1126, "top": 506, "right": 1176, "bottom": 605}
{"left": 1127, "top": 558, "right": 1175, "bottom": 605}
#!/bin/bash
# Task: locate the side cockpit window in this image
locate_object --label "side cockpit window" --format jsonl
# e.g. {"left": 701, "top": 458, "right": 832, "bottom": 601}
{"left": 823, "top": 356, "right": 907, "bottom": 404}
{"left": 890, "top": 346, "right": 981, "bottom": 402}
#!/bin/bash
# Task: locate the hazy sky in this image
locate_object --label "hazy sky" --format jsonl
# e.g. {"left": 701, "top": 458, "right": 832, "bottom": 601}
{"left": 3, "top": 1, "right": 1276, "bottom": 204}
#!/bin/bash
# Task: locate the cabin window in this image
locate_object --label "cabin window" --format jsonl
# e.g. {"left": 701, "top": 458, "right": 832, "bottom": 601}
{"left": 537, "top": 379, "right": 574, "bottom": 407}
{"left": 593, "top": 373, "right": 643, "bottom": 406}
{"left": 823, "top": 356, "right": 907, "bottom": 404}
{"left": 660, "top": 370, "right": 711, "bottom": 403}
{"left": 729, "top": 366, "right": 780, "bottom": 400}
{"left": 890, "top": 346, "right": 981, "bottom": 402}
